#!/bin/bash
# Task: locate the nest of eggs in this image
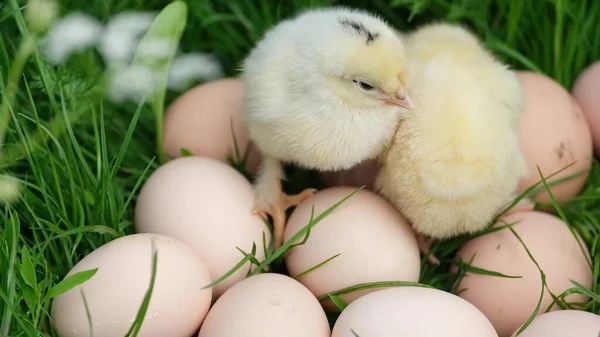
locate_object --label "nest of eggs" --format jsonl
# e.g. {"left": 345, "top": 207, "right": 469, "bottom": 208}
{"left": 50, "top": 65, "right": 600, "bottom": 337}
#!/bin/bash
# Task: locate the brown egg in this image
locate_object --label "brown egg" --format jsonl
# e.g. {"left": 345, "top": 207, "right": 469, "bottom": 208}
{"left": 134, "top": 157, "right": 270, "bottom": 298}
{"left": 572, "top": 61, "right": 600, "bottom": 156}
{"left": 163, "top": 78, "right": 261, "bottom": 175}
{"left": 284, "top": 186, "right": 420, "bottom": 311}
{"left": 320, "top": 159, "right": 380, "bottom": 191}
{"left": 516, "top": 71, "right": 593, "bottom": 205}
{"left": 454, "top": 210, "right": 593, "bottom": 337}
{"left": 510, "top": 310, "right": 600, "bottom": 337}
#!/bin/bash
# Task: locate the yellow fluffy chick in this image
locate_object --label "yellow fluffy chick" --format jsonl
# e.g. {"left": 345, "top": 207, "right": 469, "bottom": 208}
{"left": 242, "top": 7, "right": 413, "bottom": 248}
{"left": 375, "top": 22, "right": 528, "bottom": 263}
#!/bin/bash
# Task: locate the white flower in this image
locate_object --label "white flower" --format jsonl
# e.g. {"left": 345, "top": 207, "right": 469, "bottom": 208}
{"left": 107, "top": 64, "right": 159, "bottom": 103}
{"left": 0, "top": 176, "right": 21, "bottom": 205}
{"left": 167, "top": 53, "right": 224, "bottom": 91}
{"left": 99, "top": 11, "right": 156, "bottom": 67}
{"left": 42, "top": 13, "right": 104, "bottom": 64}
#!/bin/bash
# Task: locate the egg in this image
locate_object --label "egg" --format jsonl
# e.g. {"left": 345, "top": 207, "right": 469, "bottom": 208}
{"left": 163, "top": 78, "right": 261, "bottom": 175}
{"left": 331, "top": 286, "right": 498, "bottom": 337}
{"left": 516, "top": 71, "right": 593, "bottom": 205}
{"left": 134, "top": 156, "right": 270, "bottom": 297}
{"left": 197, "top": 273, "right": 330, "bottom": 337}
{"left": 320, "top": 159, "right": 380, "bottom": 191}
{"left": 284, "top": 186, "right": 420, "bottom": 310}
{"left": 572, "top": 61, "right": 600, "bottom": 156}
{"left": 510, "top": 310, "right": 600, "bottom": 337}
{"left": 51, "top": 233, "right": 212, "bottom": 337}
{"left": 454, "top": 210, "right": 593, "bottom": 337}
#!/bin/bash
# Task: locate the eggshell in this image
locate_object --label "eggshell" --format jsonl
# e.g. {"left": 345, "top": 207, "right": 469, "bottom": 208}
{"left": 284, "top": 186, "right": 420, "bottom": 310}
{"left": 134, "top": 156, "right": 270, "bottom": 297}
{"left": 51, "top": 233, "right": 212, "bottom": 337}
{"left": 320, "top": 159, "right": 380, "bottom": 191}
{"left": 197, "top": 273, "right": 330, "bottom": 337}
{"left": 516, "top": 71, "right": 593, "bottom": 205}
{"left": 454, "top": 210, "right": 593, "bottom": 337}
{"left": 163, "top": 78, "right": 261, "bottom": 175}
{"left": 573, "top": 61, "right": 600, "bottom": 156}
{"left": 510, "top": 310, "right": 600, "bottom": 337}
{"left": 331, "top": 286, "right": 498, "bottom": 337}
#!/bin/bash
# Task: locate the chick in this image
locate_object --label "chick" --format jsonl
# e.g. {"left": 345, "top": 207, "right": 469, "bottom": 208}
{"left": 375, "top": 22, "right": 528, "bottom": 263}
{"left": 242, "top": 7, "right": 413, "bottom": 248}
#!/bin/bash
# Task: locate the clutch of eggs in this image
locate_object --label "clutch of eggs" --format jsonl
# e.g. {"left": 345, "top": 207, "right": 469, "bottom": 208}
{"left": 54, "top": 67, "right": 597, "bottom": 337}
{"left": 51, "top": 233, "right": 212, "bottom": 337}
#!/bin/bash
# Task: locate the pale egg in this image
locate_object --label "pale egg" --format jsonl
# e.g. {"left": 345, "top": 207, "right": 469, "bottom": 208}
{"left": 197, "top": 273, "right": 330, "bottom": 337}
{"left": 284, "top": 186, "right": 420, "bottom": 310}
{"left": 454, "top": 210, "right": 593, "bottom": 337}
{"left": 331, "top": 286, "right": 498, "bottom": 337}
{"left": 51, "top": 233, "right": 212, "bottom": 337}
{"left": 510, "top": 310, "right": 600, "bottom": 337}
{"left": 516, "top": 71, "right": 593, "bottom": 205}
{"left": 572, "top": 61, "right": 600, "bottom": 156}
{"left": 320, "top": 159, "right": 380, "bottom": 191}
{"left": 134, "top": 156, "right": 270, "bottom": 298}
{"left": 163, "top": 78, "right": 261, "bottom": 175}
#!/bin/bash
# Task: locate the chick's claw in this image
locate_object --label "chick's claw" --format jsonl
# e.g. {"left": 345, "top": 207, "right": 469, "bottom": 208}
{"left": 417, "top": 234, "right": 440, "bottom": 265}
{"left": 252, "top": 188, "right": 318, "bottom": 249}
{"left": 283, "top": 188, "right": 318, "bottom": 211}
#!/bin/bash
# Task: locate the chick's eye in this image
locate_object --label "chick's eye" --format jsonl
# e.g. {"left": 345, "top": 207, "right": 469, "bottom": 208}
{"left": 354, "top": 79, "right": 375, "bottom": 92}
{"left": 359, "top": 81, "right": 374, "bottom": 91}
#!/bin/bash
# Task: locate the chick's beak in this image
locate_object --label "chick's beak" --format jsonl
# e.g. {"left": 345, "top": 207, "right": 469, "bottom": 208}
{"left": 384, "top": 85, "right": 413, "bottom": 110}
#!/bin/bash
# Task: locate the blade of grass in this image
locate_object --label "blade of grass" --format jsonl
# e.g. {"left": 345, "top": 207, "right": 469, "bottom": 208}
{"left": 129, "top": 0, "right": 188, "bottom": 163}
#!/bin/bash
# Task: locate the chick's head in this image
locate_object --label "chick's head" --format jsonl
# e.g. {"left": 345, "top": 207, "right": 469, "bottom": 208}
{"left": 312, "top": 9, "right": 413, "bottom": 111}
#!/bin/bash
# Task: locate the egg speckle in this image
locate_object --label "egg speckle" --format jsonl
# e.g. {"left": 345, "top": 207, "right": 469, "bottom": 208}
{"left": 51, "top": 233, "right": 212, "bottom": 337}
{"left": 134, "top": 156, "right": 270, "bottom": 297}
{"left": 516, "top": 71, "right": 593, "bottom": 205}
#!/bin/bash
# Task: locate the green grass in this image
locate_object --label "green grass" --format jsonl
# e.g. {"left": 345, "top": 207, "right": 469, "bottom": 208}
{"left": 1, "top": 0, "right": 600, "bottom": 336}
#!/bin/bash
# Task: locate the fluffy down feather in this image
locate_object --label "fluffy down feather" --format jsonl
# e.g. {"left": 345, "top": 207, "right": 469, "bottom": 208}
{"left": 375, "top": 22, "right": 528, "bottom": 241}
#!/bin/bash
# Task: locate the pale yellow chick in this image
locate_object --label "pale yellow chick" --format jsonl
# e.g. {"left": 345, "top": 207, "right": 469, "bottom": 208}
{"left": 375, "top": 22, "right": 528, "bottom": 263}
{"left": 242, "top": 7, "right": 413, "bottom": 248}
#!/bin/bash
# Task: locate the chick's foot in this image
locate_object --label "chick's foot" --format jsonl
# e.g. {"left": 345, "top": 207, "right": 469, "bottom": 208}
{"left": 416, "top": 234, "right": 440, "bottom": 265}
{"left": 252, "top": 188, "right": 317, "bottom": 249}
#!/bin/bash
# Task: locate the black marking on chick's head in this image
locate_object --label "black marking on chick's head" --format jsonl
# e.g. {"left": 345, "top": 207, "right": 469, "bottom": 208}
{"left": 339, "top": 18, "right": 380, "bottom": 45}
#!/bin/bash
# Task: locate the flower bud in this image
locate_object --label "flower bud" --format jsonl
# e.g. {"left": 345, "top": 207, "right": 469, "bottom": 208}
{"left": 26, "top": 0, "right": 58, "bottom": 33}
{"left": 0, "top": 176, "right": 21, "bottom": 205}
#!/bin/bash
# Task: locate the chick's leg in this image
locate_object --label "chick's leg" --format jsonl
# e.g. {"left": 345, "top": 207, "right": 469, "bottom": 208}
{"left": 252, "top": 155, "right": 317, "bottom": 248}
{"left": 416, "top": 234, "right": 440, "bottom": 265}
